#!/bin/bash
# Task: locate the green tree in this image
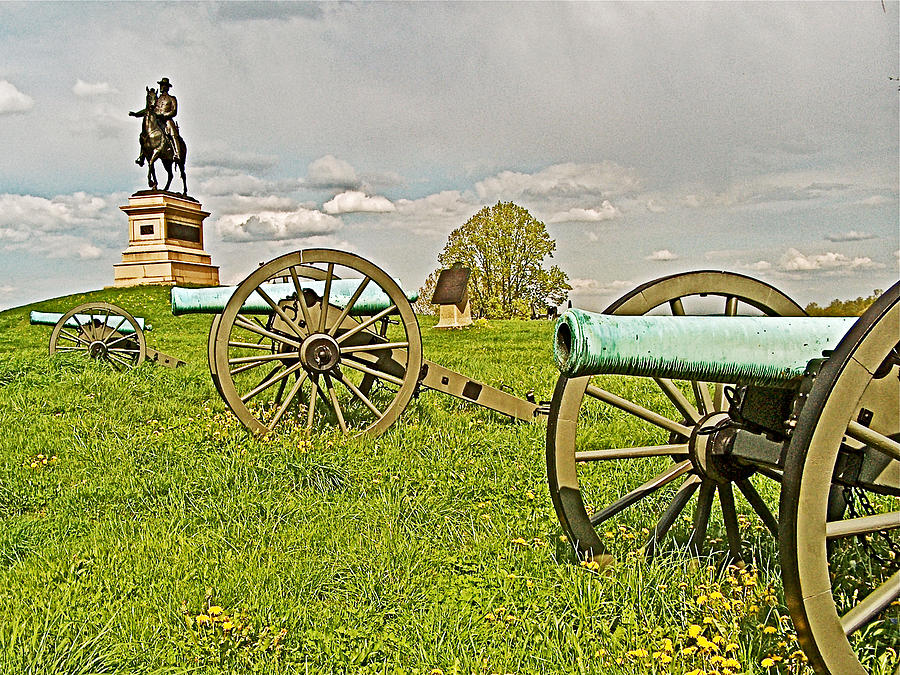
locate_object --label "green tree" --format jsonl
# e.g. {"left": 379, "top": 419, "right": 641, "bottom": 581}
{"left": 426, "top": 201, "right": 570, "bottom": 319}
{"left": 805, "top": 290, "right": 883, "bottom": 316}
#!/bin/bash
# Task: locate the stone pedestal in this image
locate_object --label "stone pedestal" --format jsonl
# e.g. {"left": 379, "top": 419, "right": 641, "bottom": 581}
{"left": 431, "top": 264, "right": 473, "bottom": 329}
{"left": 114, "top": 190, "right": 219, "bottom": 287}
{"left": 435, "top": 298, "right": 473, "bottom": 329}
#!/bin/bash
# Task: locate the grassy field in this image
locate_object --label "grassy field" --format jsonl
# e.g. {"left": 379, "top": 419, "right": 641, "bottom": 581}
{"left": 0, "top": 285, "right": 868, "bottom": 674}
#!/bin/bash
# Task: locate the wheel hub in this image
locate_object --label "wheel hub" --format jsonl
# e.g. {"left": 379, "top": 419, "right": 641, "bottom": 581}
{"left": 689, "top": 412, "right": 753, "bottom": 483}
{"left": 88, "top": 341, "right": 108, "bottom": 359}
{"left": 300, "top": 333, "right": 340, "bottom": 373}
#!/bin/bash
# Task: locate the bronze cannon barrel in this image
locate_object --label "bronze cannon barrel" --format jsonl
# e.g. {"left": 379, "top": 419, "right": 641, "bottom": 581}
{"left": 553, "top": 309, "right": 856, "bottom": 387}
{"left": 171, "top": 280, "right": 418, "bottom": 316}
{"left": 30, "top": 310, "right": 150, "bottom": 334}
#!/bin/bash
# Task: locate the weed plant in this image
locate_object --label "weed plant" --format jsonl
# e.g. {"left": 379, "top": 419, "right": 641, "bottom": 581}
{"left": 0, "top": 286, "right": 890, "bottom": 673}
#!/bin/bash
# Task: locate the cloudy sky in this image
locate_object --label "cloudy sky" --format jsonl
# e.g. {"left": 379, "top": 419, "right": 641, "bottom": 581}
{"left": 1, "top": 2, "right": 897, "bottom": 313}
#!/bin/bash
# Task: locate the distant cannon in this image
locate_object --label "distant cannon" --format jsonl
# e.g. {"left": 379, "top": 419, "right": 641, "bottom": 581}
{"left": 545, "top": 271, "right": 899, "bottom": 674}
{"left": 172, "top": 249, "right": 546, "bottom": 437}
{"left": 31, "top": 302, "right": 184, "bottom": 369}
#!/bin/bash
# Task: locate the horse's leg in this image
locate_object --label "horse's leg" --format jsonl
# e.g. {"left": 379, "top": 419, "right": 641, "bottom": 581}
{"left": 179, "top": 160, "right": 187, "bottom": 196}
{"left": 147, "top": 160, "right": 157, "bottom": 190}
{"left": 162, "top": 159, "right": 173, "bottom": 192}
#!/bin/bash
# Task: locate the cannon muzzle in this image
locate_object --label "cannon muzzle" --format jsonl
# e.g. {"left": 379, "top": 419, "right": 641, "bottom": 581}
{"left": 171, "top": 280, "right": 418, "bottom": 316}
{"left": 553, "top": 309, "right": 856, "bottom": 387}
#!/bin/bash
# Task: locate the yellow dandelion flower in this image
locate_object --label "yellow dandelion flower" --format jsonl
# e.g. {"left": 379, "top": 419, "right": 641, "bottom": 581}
{"left": 525, "top": 490, "right": 535, "bottom": 500}
{"left": 484, "top": 613, "right": 496, "bottom": 621}
{"left": 511, "top": 537, "right": 529, "bottom": 546}
{"left": 710, "top": 655, "right": 725, "bottom": 665}
{"left": 430, "top": 669, "right": 444, "bottom": 675}
{"left": 626, "top": 649, "right": 648, "bottom": 658}
{"left": 657, "top": 654, "right": 672, "bottom": 664}
{"left": 196, "top": 614, "right": 210, "bottom": 626}
{"left": 697, "top": 594, "right": 708, "bottom": 605}
{"left": 725, "top": 643, "right": 739, "bottom": 653}
{"left": 709, "top": 591, "right": 725, "bottom": 601}
{"left": 222, "top": 621, "right": 234, "bottom": 632}
{"left": 724, "top": 658, "right": 741, "bottom": 669}
{"left": 682, "top": 646, "right": 698, "bottom": 656}
{"left": 688, "top": 624, "right": 703, "bottom": 638}
{"left": 208, "top": 605, "right": 223, "bottom": 617}
{"left": 763, "top": 626, "right": 777, "bottom": 634}
{"left": 685, "top": 669, "right": 705, "bottom": 675}
{"left": 712, "top": 635, "right": 726, "bottom": 646}
{"left": 760, "top": 658, "right": 775, "bottom": 668}
{"left": 661, "top": 638, "right": 674, "bottom": 653}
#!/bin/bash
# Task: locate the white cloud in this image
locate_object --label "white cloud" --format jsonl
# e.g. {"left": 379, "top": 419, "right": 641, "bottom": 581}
{"left": 475, "top": 162, "right": 640, "bottom": 202}
{"left": 779, "top": 248, "right": 883, "bottom": 273}
{"left": 646, "top": 249, "right": 679, "bottom": 261}
{"left": 323, "top": 190, "right": 395, "bottom": 214}
{"left": 0, "top": 80, "right": 34, "bottom": 114}
{"left": 72, "top": 79, "right": 115, "bottom": 97}
{"left": 211, "top": 194, "right": 299, "bottom": 215}
{"left": 306, "top": 155, "right": 360, "bottom": 189}
{"left": 385, "top": 190, "right": 478, "bottom": 235}
{"left": 858, "top": 195, "right": 891, "bottom": 206}
{"left": 569, "top": 277, "right": 634, "bottom": 297}
{"left": 824, "top": 230, "right": 876, "bottom": 242}
{"left": 548, "top": 201, "right": 619, "bottom": 223}
{"left": 216, "top": 208, "right": 341, "bottom": 242}
{"left": 745, "top": 260, "right": 772, "bottom": 271}
{"left": 198, "top": 173, "right": 268, "bottom": 196}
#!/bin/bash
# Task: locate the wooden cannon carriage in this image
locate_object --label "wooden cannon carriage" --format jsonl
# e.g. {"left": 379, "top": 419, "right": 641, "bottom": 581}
{"left": 545, "top": 272, "right": 899, "bottom": 674}
{"left": 171, "top": 249, "right": 546, "bottom": 437}
{"left": 31, "top": 302, "right": 184, "bottom": 369}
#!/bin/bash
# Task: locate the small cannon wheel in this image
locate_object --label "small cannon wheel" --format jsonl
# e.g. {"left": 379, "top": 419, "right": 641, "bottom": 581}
{"left": 213, "top": 249, "right": 423, "bottom": 437}
{"left": 547, "top": 271, "right": 805, "bottom": 562}
{"left": 49, "top": 302, "right": 146, "bottom": 370}
{"left": 780, "top": 281, "right": 900, "bottom": 674}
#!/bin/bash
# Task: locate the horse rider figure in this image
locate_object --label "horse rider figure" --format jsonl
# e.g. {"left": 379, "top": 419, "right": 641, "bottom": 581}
{"left": 130, "top": 77, "right": 182, "bottom": 165}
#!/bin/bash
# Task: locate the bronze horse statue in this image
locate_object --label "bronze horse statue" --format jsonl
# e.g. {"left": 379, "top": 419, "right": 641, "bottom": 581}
{"left": 136, "top": 87, "right": 187, "bottom": 195}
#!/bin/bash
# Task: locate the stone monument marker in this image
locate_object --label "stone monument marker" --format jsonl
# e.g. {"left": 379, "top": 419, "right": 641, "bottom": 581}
{"left": 114, "top": 77, "right": 218, "bottom": 287}
{"left": 431, "top": 263, "right": 473, "bottom": 329}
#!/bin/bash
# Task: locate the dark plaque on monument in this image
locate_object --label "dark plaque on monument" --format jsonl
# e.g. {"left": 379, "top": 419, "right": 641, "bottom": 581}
{"left": 431, "top": 265, "right": 471, "bottom": 305}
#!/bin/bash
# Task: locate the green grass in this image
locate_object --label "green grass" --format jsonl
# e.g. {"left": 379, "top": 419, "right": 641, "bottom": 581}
{"left": 0, "top": 285, "right": 862, "bottom": 674}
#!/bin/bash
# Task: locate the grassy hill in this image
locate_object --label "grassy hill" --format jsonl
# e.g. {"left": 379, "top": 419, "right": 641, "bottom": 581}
{"left": 0, "top": 287, "right": 820, "bottom": 674}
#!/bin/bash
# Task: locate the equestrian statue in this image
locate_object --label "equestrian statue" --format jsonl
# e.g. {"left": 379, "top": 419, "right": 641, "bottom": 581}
{"left": 129, "top": 77, "right": 188, "bottom": 195}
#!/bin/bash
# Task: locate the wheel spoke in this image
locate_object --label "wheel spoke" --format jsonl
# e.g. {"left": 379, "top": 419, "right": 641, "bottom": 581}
{"left": 341, "top": 341, "right": 409, "bottom": 354}
{"left": 846, "top": 420, "right": 900, "bottom": 462}
{"left": 735, "top": 478, "right": 779, "bottom": 536}
{"left": 585, "top": 383, "right": 693, "bottom": 438}
{"left": 826, "top": 512, "right": 900, "bottom": 540}
{"left": 589, "top": 460, "right": 693, "bottom": 526}
{"left": 105, "top": 333, "right": 133, "bottom": 348}
{"left": 575, "top": 444, "right": 688, "bottom": 462}
{"left": 58, "top": 328, "right": 90, "bottom": 346}
{"left": 691, "top": 480, "right": 716, "bottom": 552}
{"left": 334, "top": 370, "right": 384, "bottom": 418}
{"left": 289, "top": 265, "right": 316, "bottom": 331}
{"left": 717, "top": 482, "right": 744, "bottom": 562}
{"left": 328, "top": 276, "right": 371, "bottom": 337}
{"left": 644, "top": 475, "right": 701, "bottom": 557}
{"left": 268, "top": 371, "right": 309, "bottom": 429}
{"left": 322, "top": 374, "right": 348, "bottom": 432}
{"left": 654, "top": 377, "right": 701, "bottom": 424}
{"left": 256, "top": 285, "right": 308, "bottom": 340}
{"left": 228, "top": 340, "right": 276, "bottom": 351}
{"left": 229, "top": 352, "right": 298, "bottom": 365}
{"left": 235, "top": 315, "right": 302, "bottom": 349}
{"left": 840, "top": 570, "right": 900, "bottom": 636}
{"left": 240, "top": 362, "right": 304, "bottom": 403}
{"left": 318, "top": 263, "right": 335, "bottom": 333}
{"left": 106, "top": 351, "right": 133, "bottom": 370}
{"left": 336, "top": 304, "right": 398, "bottom": 345}
{"left": 306, "top": 375, "right": 319, "bottom": 428}
{"left": 692, "top": 381, "right": 713, "bottom": 416}
{"left": 341, "top": 358, "right": 405, "bottom": 387}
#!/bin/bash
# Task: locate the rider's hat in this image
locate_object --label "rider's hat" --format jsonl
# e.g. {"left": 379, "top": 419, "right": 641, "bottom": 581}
{"left": 158, "top": 77, "right": 172, "bottom": 88}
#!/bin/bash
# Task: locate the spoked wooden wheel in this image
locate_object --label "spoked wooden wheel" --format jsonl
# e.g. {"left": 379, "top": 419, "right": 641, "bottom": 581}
{"left": 547, "top": 271, "right": 806, "bottom": 561}
{"left": 781, "top": 281, "right": 900, "bottom": 674}
{"left": 49, "top": 302, "right": 146, "bottom": 370}
{"left": 212, "top": 249, "right": 423, "bottom": 437}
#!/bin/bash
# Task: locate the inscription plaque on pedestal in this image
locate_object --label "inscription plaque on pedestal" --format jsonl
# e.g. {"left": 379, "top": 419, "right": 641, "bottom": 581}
{"left": 113, "top": 190, "right": 219, "bottom": 287}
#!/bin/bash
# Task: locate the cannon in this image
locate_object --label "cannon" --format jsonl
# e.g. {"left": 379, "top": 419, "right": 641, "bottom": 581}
{"left": 545, "top": 271, "right": 899, "bottom": 674}
{"left": 31, "top": 302, "right": 184, "bottom": 369}
{"left": 171, "top": 249, "right": 545, "bottom": 436}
